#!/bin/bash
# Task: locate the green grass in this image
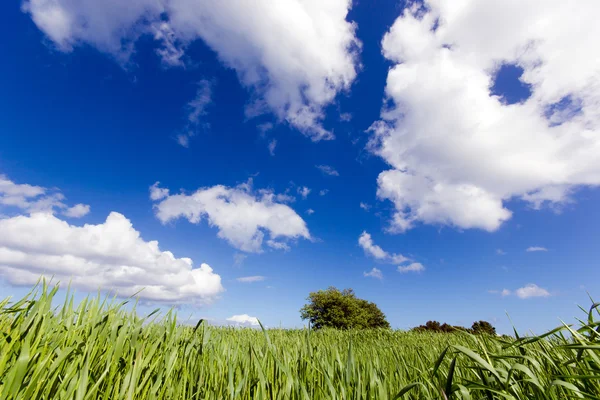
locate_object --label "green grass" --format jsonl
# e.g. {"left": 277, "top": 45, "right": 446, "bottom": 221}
{"left": 1, "top": 282, "right": 599, "bottom": 399}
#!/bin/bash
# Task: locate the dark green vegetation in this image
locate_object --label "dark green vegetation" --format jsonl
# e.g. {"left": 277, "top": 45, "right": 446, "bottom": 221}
{"left": 413, "top": 320, "right": 497, "bottom": 335}
{"left": 300, "top": 287, "right": 390, "bottom": 329}
{"left": 1, "top": 283, "right": 600, "bottom": 399}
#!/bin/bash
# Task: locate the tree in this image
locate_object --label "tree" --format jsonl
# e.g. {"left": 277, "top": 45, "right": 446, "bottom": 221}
{"left": 471, "top": 320, "right": 497, "bottom": 335}
{"left": 300, "top": 287, "right": 390, "bottom": 329}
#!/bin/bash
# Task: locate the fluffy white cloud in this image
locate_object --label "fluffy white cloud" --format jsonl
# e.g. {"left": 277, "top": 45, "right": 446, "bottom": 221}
{"left": 0, "top": 175, "right": 90, "bottom": 218}
{"left": 149, "top": 182, "right": 170, "bottom": 201}
{"left": 371, "top": 0, "right": 600, "bottom": 233}
{"left": 359, "top": 202, "right": 371, "bottom": 211}
{"left": 397, "top": 262, "right": 425, "bottom": 274}
{"left": 358, "top": 231, "right": 409, "bottom": 264}
{"left": 319, "top": 189, "right": 329, "bottom": 196}
{"left": 515, "top": 284, "right": 551, "bottom": 299}
{"left": 151, "top": 181, "right": 310, "bottom": 253}
{"left": 526, "top": 246, "right": 548, "bottom": 252}
{"left": 490, "top": 284, "right": 550, "bottom": 299}
{"left": 0, "top": 212, "right": 223, "bottom": 303}
{"left": 227, "top": 314, "right": 259, "bottom": 326}
{"left": 24, "top": 0, "right": 359, "bottom": 139}
{"left": 316, "top": 165, "right": 340, "bottom": 176}
{"left": 236, "top": 276, "right": 265, "bottom": 283}
{"left": 363, "top": 267, "right": 382, "bottom": 280}
{"left": 306, "top": 208, "right": 315, "bottom": 215}
{"left": 297, "top": 186, "right": 311, "bottom": 199}
{"left": 63, "top": 204, "right": 91, "bottom": 218}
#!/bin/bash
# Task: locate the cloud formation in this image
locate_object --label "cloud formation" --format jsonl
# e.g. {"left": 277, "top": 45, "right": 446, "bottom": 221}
{"left": 227, "top": 314, "right": 259, "bottom": 326}
{"left": 526, "top": 246, "right": 548, "bottom": 252}
{"left": 237, "top": 276, "right": 265, "bottom": 283}
{"left": 397, "top": 262, "right": 425, "bottom": 274}
{"left": 0, "top": 212, "right": 223, "bottom": 303}
{"left": 0, "top": 175, "right": 90, "bottom": 218}
{"left": 491, "top": 284, "right": 551, "bottom": 299}
{"left": 316, "top": 165, "right": 340, "bottom": 177}
{"left": 371, "top": 0, "right": 600, "bottom": 233}
{"left": 363, "top": 267, "right": 383, "bottom": 279}
{"left": 358, "top": 231, "right": 409, "bottom": 264}
{"left": 151, "top": 181, "right": 310, "bottom": 253}
{"left": 176, "top": 80, "right": 213, "bottom": 148}
{"left": 23, "top": 0, "right": 360, "bottom": 140}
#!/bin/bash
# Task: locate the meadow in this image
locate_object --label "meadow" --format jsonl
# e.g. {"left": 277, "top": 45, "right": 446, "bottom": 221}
{"left": 1, "top": 283, "right": 599, "bottom": 399}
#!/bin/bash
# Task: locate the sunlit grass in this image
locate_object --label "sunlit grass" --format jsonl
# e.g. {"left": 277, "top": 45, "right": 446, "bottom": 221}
{"left": 1, "top": 282, "right": 599, "bottom": 399}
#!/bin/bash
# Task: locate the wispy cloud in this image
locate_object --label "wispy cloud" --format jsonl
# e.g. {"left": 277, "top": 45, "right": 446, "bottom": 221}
{"left": 315, "top": 165, "right": 339, "bottom": 176}
{"left": 397, "top": 263, "right": 425, "bottom": 273}
{"left": 364, "top": 267, "right": 383, "bottom": 279}
{"left": 358, "top": 231, "right": 409, "bottom": 264}
{"left": 360, "top": 202, "right": 371, "bottom": 211}
{"left": 526, "top": 246, "right": 548, "bottom": 252}
{"left": 236, "top": 276, "right": 265, "bottom": 283}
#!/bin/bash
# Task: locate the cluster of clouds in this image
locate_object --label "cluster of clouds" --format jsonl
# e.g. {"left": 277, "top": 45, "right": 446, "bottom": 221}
{"left": 23, "top": 0, "right": 360, "bottom": 140}
{"left": 1, "top": 175, "right": 90, "bottom": 218}
{"left": 0, "top": 211, "right": 224, "bottom": 303}
{"left": 150, "top": 180, "right": 310, "bottom": 253}
{"left": 489, "top": 284, "right": 551, "bottom": 299}
{"left": 359, "top": 231, "right": 425, "bottom": 279}
{"left": 369, "top": 0, "right": 600, "bottom": 233}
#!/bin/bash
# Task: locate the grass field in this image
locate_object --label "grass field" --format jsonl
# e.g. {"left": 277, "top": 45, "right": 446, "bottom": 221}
{"left": 1, "top": 283, "right": 599, "bottom": 399}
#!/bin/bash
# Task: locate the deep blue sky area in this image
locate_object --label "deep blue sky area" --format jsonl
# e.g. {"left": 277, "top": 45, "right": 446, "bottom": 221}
{"left": 1, "top": 0, "right": 599, "bottom": 334}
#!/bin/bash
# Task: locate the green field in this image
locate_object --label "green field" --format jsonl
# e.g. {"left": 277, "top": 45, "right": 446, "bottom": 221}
{"left": 1, "top": 284, "right": 599, "bottom": 399}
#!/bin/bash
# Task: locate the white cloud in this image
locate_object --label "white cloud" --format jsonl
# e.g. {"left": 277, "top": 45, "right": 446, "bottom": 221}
{"left": 516, "top": 284, "right": 551, "bottom": 299}
{"left": 0, "top": 174, "right": 90, "bottom": 218}
{"left": 370, "top": 0, "right": 600, "bottom": 233}
{"left": 0, "top": 212, "right": 223, "bottom": 303}
{"left": 266, "top": 240, "right": 291, "bottom": 252}
{"left": 306, "top": 208, "right": 315, "bottom": 215}
{"left": 24, "top": 0, "right": 360, "bottom": 140}
{"left": 496, "top": 249, "right": 506, "bottom": 255}
{"left": 226, "top": 314, "right": 259, "bottom": 326}
{"left": 358, "top": 231, "right": 409, "bottom": 264}
{"left": 490, "top": 284, "right": 550, "bottom": 299}
{"left": 297, "top": 186, "right": 311, "bottom": 199}
{"left": 268, "top": 139, "right": 277, "bottom": 156}
{"left": 236, "top": 276, "right": 265, "bottom": 283}
{"left": 63, "top": 204, "right": 90, "bottom": 218}
{"left": 149, "top": 182, "right": 170, "bottom": 201}
{"left": 397, "top": 262, "right": 425, "bottom": 274}
{"left": 316, "top": 165, "right": 340, "bottom": 176}
{"left": 319, "top": 189, "right": 329, "bottom": 196}
{"left": 526, "top": 246, "right": 548, "bottom": 252}
{"left": 359, "top": 202, "right": 371, "bottom": 211}
{"left": 363, "top": 267, "right": 383, "bottom": 279}
{"left": 176, "top": 80, "right": 213, "bottom": 147}
{"left": 151, "top": 181, "right": 310, "bottom": 253}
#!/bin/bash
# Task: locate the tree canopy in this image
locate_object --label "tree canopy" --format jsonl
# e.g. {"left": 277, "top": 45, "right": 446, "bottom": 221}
{"left": 300, "top": 287, "right": 390, "bottom": 330}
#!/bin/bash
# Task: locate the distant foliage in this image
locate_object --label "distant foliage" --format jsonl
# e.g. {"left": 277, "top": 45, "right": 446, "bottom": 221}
{"left": 300, "top": 287, "right": 390, "bottom": 329}
{"left": 413, "top": 320, "right": 497, "bottom": 335}
{"left": 471, "top": 320, "right": 497, "bottom": 335}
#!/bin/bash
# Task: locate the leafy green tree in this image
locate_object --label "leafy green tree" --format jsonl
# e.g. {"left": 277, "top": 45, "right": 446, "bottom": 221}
{"left": 300, "top": 287, "right": 390, "bottom": 329}
{"left": 471, "top": 320, "right": 497, "bottom": 335}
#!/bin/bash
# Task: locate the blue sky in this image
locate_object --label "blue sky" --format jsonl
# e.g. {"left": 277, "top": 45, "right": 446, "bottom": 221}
{"left": 1, "top": 0, "right": 599, "bottom": 334}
